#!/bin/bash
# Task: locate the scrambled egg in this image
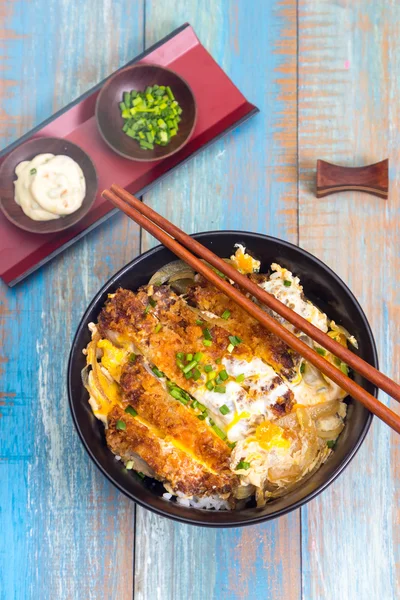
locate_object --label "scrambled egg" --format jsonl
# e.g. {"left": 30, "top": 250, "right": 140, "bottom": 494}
{"left": 97, "top": 338, "right": 128, "bottom": 381}
{"left": 230, "top": 244, "right": 260, "bottom": 274}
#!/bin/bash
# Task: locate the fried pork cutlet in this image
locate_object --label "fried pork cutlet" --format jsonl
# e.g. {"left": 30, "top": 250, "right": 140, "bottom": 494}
{"left": 119, "top": 356, "right": 234, "bottom": 475}
{"left": 98, "top": 285, "right": 294, "bottom": 419}
{"left": 106, "top": 406, "right": 235, "bottom": 498}
{"left": 186, "top": 274, "right": 299, "bottom": 379}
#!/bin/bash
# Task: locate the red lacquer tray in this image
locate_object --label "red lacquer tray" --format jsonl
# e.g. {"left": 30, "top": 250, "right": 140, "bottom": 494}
{"left": 0, "top": 23, "right": 258, "bottom": 287}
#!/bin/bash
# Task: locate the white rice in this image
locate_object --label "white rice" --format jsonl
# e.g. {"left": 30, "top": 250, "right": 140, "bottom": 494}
{"left": 162, "top": 492, "right": 231, "bottom": 510}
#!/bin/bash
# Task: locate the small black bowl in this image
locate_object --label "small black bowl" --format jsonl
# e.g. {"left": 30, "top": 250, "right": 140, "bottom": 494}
{"left": 96, "top": 63, "right": 197, "bottom": 162}
{"left": 67, "top": 231, "right": 378, "bottom": 527}
{"left": 0, "top": 137, "right": 98, "bottom": 234}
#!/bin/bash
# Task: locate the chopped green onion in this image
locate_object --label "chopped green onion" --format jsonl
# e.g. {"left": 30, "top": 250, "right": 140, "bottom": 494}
{"left": 192, "top": 400, "right": 207, "bottom": 412}
{"left": 176, "top": 352, "right": 184, "bottom": 360}
{"left": 283, "top": 280, "right": 292, "bottom": 287}
{"left": 221, "top": 310, "right": 231, "bottom": 320}
{"left": 214, "top": 385, "right": 226, "bottom": 394}
{"left": 120, "top": 85, "right": 183, "bottom": 149}
{"left": 197, "top": 414, "right": 206, "bottom": 421}
{"left": 125, "top": 405, "right": 137, "bottom": 417}
{"left": 334, "top": 356, "right": 341, "bottom": 366}
{"left": 196, "top": 319, "right": 204, "bottom": 326}
{"left": 219, "top": 404, "right": 230, "bottom": 415}
{"left": 204, "top": 365, "right": 213, "bottom": 373}
{"left": 129, "top": 353, "right": 137, "bottom": 363}
{"left": 215, "top": 375, "right": 222, "bottom": 385}
{"left": 192, "top": 368, "right": 201, "bottom": 381}
{"left": 116, "top": 420, "right": 126, "bottom": 431}
{"left": 215, "top": 358, "right": 222, "bottom": 364}
{"left": 227, "top": 441, "right": 237, "bottom": 450}
{"left": 206, "top": 381, "right": 214, "bottom": 391}
{"left": 212, "top": 425, "right": 227, "bottom": 440}
{"left": 176, "top": 359, "right": 186, "bottom": 370}
{"left": 184, "top": 371, "right": 193, "bottom": 379}
{"left": 227, "top": 343, "right": 234, "bottom": 353}
{"left": 340, "top": 362, "right": 349, "bottom": 376}
{"left": 203, "top": 339, "right": 212, "bottom": 347}
{"left": 137, "top": 472, "right": 145, "bottom": 479}
{"left": 300, "top": 362, "right": 306, "bottom": 374}
{"left": 210, "top": 266, "right": 227, "bottom": 280}
{"left": 154, "top": 323, "right": 162, "bottom": 333}
{"left": 183, "top": 360, "right": 197, "bottom": 374}
{"left": 149, "top": 297, "right": 157, "bottom": 307}
{"left": 203, "top": 328, "right": 213, "bottom": 341}
{"left": 186, "top": 353, "right": 193, "bottom": 362}
{"left": 166, "top": 86, "right": 175, "bottom": 101}
{"left": 235, "top": 374, "right": 245, "bottom": 383}
{"left": 316, "top": 347, "right": 326, "bottom": 356}
{"left": 236, "top": 460, "right": 250, "bottom": 470}
{"left": 30, "top": 168, "right": 37, "bottom": 175}
{"left": 125, "top": 460, "right": 134, "bottom": 470}
{"left": 327, "top": 440, "right": 336, "bottom": 449}
{"left": 228, "top": 335, "right": 242, "bottom": 346}
{"left": 169, "top": 388, "right": 189, "bottom": 405}
{"left": 123, "top": 91, "right": 131, "bottom": 108}
{"left": 219, "top": 369, "right": 228, "bottom": 381}
{"left": 144, "top": 304, "right": 151, "bottom": 314}
{"left": 194, "top": 352, "right": 203, "bottom": 362}
{"left": 152, "top": 366, "right": 164, "bottom": 378}
{"left": 207, "top": 371, "right": 217, "bottom": 381}
{"left": 208, "top": 417, "right": 215, "bottom": 426}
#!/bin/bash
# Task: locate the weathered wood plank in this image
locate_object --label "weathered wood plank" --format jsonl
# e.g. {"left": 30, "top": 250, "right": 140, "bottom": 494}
{"left": 0, "top": 1, "right": 144, "bottom": 599}
{"left": 298, "top": 2, "right": 399, "bottom": 599}
{"left": 135, "top": 2, "right": 300, "bottom": 599}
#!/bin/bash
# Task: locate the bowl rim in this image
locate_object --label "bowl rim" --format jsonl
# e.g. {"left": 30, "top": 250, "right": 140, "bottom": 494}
{"left": 95, "top": 63, "right": 198, "bottom": 162}
{"left": 67, "top": 230, "right": 378, "bottom": 527}
{"left": 0, "top": 136, "right": 98, "bottom": 234}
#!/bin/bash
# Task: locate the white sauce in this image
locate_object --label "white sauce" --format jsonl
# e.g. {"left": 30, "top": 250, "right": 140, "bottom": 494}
{"left": 14, "top": 154, "right": 86, "bottom": 221}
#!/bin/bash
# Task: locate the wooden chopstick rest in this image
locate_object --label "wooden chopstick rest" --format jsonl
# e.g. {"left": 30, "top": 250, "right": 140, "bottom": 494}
{"left": 316, "top": 159, "right": 389, "bottom": 199}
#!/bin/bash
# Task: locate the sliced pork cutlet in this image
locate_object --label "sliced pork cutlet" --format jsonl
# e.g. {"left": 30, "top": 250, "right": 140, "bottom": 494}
{"left": 106, "top": 406, "right": 235, "bottom": 498}
{"left": 98, "top": 285, "right": 261, "bottom": 395}
{"left": 98, "top": 286, "right": 294, "bottom": 418}
{"left": 186, "top": 274, "right": 300, "bottom": 379}
{"left": 119, "top": 356, "right": 235, "bottom": 477}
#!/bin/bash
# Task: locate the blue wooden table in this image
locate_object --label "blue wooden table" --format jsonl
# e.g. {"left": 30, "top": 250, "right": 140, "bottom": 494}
{"left": 1, "top": 2, "right": 399, "bottom": 599}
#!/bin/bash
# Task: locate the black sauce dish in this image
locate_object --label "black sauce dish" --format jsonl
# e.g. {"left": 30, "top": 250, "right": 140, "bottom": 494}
{"left": 67, "top": 231, "right": 378, "bottom": 527}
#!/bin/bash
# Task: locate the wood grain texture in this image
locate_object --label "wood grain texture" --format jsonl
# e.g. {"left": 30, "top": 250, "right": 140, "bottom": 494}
{"left": 136, "top": 2, "right": 300, "bottom": 600}
{"left": 298, "top": 2, "right": 400, "bottom": 599}
{"left": 2, "top": 1, "right": 399, "bottom": 599}
{"left": 0, "top": 1, "right": 144, "bottom": 599}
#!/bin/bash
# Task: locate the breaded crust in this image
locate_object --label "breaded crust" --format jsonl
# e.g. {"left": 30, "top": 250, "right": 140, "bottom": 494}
{"left": 106, "top": 406, "right": 235, "bottom": 498}
{"left": 98, "top": 286, "right": 251, "bottom": 395}
{"left": 187, "top": 275, "right": 299, "bottom": 378}
{"left": 120, "top": 357, "right": 234, "bottom": 474}
{"left": 98, "top": 286, "right": 293, "bottom": 416}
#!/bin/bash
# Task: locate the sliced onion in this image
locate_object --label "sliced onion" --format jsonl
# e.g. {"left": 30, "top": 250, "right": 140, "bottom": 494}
{"left": 81, "top": 365, "right": 90, "bottom": 387}
{"left": 149, "top": 260, "right": 195, "bottom": 286}
{"left": 122, "top": 452, "right": 156, "bottom": 478}
{"left": 170, "top": 278, "right": 194, "bottom": 295}
{"left": 235, "top": 483, "right": 256, "bottom": 500}
{"left": 316, "top": 424, "right": 343, "bottom": 440}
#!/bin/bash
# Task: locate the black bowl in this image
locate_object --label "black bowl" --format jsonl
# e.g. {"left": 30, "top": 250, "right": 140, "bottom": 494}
{"left": 96, "top": 64, "right": 197, "bottom": 162}
{"left": 67, "top": 231, "right": 378, "bottom": 527}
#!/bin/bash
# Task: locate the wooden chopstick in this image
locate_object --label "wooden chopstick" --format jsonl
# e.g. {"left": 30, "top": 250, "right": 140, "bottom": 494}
{"left": 102, "top": 186, "right": 400, "bottom": 435}
{"left": 109, "top": 183, "right": 400, "bottom": 405}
